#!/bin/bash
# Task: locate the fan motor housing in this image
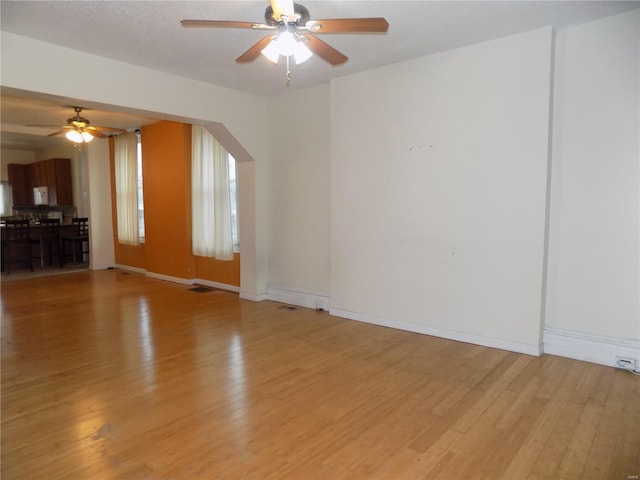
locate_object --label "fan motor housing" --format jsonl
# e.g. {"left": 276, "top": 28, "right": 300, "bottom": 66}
{"left": 69, "top": 116, "right": 90, "bottom": 127}
{"left": 264, "top": 3, "right": 310, "bottom": 25}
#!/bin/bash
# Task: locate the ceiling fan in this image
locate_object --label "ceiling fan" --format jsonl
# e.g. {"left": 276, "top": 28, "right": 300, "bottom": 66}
{"left": 28, "top": 107, "right": 127, "bottom": 143}
{"left": 181, "top": 0, "right": 388, "bottom": 82}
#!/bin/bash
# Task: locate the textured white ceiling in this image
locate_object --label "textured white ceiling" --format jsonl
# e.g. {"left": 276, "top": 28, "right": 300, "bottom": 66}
{"left": 1, "top": 1, "right": 638, "bottom": 150}
{"left": 2, "top": 1, "right": 637, "bottom": 96}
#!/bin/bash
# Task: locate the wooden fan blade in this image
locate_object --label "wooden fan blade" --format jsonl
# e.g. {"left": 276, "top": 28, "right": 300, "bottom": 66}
{"left": 90, "top": 130, "right": 108, "bottom": 139}
{"left": 305, "top": 34, "right": 348, "bottom": 65}
{"left": 305, "top": 18, "right": 389, "bottom": 33}
{"left": 47, "top": 130, "right": 66, "bottom": 137}
{"left": 87, "top": 126, "right": 127, "bottom": 133}
{"left": 236, "top": 36, "right": 275, "bottom": 63}
{"left": 26, "top": 124, "right": 71, "bottom": 128}
{"left": 181, "top": 20, "right": 274, "bottom": 30}
{"left": 270, "top": 0, "right": 295, "bottom": 21}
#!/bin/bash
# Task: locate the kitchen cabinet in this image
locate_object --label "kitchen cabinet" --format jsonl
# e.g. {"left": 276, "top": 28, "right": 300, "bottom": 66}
{"left": 7, "top": 164, "right": 30, "bottom": 206}
{"left": 54, "top": 159, "right": 73, "bottom": 206}
{"left": 7, "top": 158, "right": 73, "bottom": 206}
{"left": 35, "top": 161, "right": 46, "bottom": 187}
{"left": 26, "top": 164, "right": 36, "bottom": 196}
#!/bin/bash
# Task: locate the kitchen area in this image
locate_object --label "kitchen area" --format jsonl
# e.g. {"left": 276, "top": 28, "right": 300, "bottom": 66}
{"left": 0, "top": 109, "right": 93, "bottom": 277}
{"left": 1, "top": 94, "right": 160, "bottom": 278}
{"left": 7, "top": 157, "right": 77, "bottom": 222}
{"left": 2, "top": 155, "right": 89, "bottom": 276}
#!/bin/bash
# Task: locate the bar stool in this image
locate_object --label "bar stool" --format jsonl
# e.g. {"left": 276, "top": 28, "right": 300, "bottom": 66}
{"left": 62, "top": 217, "right": 89, "bottom": 265}
{"left": 32, "top": 218, "right": 62, "bottom": 268}
{"left": 1, "top": 219, "right": 33, "bottom": 273}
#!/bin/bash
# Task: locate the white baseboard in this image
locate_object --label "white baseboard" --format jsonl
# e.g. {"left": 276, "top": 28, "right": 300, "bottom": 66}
{"left": 193, "top": 278, "right": 240, "bottom": 293}
{"left": 114, "top": 264, "right": 147, "bottom": 275}
{"left": 543, "top": 327, "right": 640, "bottom": 369}
{"left": 329, "top": 307, "right": 542, "bottom": 356}
{"left": 266, "top": 283, "right": 330, "bottom": 311}
{"left": 116, "top": 265, "right": 192, "bottom": 286}
{"left": 107, "top": 268, "right": 638, "bottom": 368}
{"left": 239, "top": 292, "right": 268, "bottom": 302}
{"left": 114, "top": 265, "right": 241, "bottom": 293}
{"left": 145, "top": 271, "right": 193, "bottom": 285}
{"left": 262, "top": 283, "right": 540, "bottom": 356}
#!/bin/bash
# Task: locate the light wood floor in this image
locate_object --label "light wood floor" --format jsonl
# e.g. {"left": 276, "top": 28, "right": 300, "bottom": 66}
{"left": 1, "top": 270, "right": 638, "bottom": 479}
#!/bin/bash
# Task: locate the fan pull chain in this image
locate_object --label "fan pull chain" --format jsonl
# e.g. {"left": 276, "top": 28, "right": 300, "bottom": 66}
{"left": 286, "top": 55, "right": 291, "bottom": 87}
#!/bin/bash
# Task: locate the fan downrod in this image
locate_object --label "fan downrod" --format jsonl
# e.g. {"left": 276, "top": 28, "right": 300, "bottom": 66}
{"left": 264, "top": 3, "right": 310, "bottom": 25}
{"left": 68, "top": 107, "right": 90, "bottom": 126}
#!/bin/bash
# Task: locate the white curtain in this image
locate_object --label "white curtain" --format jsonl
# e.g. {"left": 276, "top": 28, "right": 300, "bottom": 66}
{"left": 114, "top": 132, "right": 139, "bottom": 246}
{"left": 191, "top": 125, "right": 234, "bottom": 260}
{"left": 0, "top": 182, "right": 11, "bottom": 216}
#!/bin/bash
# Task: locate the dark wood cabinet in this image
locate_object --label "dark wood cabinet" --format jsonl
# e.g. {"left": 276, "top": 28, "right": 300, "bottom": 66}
{"left": 55, "top": 158, "right": 73, "bottom": 206}
{"left": 44, "top": 159, "right": 57, "bottom": 205}
{"left": 7, "top": 158, "right": 73, "bottom": 206}
{"left": 7, "top": 164, "right": 30, "bottom": 206}
{"left": 26, "top": 164, "right": 36, "bottom": 197}
{"left": 34, "top": 161, "right": 46, "bottom": 187}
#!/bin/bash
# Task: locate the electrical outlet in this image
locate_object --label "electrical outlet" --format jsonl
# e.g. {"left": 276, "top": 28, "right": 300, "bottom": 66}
{"left": 615, "top": 357, "right": 637, "bottom": 371}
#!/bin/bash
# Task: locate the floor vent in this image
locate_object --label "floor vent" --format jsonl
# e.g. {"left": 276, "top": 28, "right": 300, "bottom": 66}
{"left": 189, "top": 286, "right": 215, "bottom": 293}
{"left": 278, "top": 305, "right": 298, "bottom": 310}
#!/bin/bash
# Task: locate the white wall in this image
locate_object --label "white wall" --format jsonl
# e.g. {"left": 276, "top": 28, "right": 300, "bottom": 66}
{"left": 266, "top": 85, "right": 331, "bottom": 307}
{"left": 544, "top": 10, "right": 639, "bottom": 362}
{"left": 1, "top": 32, "right": 270, "bottom": 299}
{"left": 331, "top": 28, "right": 554, "bottom": 355}
{"left": 86, "top": 139, "right": 115, "bottom": 270}
{"left": 0, "top": 149, "right": 34, "bottom": 181}
{"left": 34, "top": 143, "right": 76, "bottom": 163}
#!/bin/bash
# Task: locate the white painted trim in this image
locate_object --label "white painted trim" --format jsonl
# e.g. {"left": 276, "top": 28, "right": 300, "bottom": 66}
{"left": 543, "top": 326, "right": 640, "bottom": 369}
{"left": 114, "top": 264, "right": 147, "bottom": 275}
{"left": 239, "top": 292, "right": 268, "bottom": 302}
{"left": 330, "top": 307, "right": 542, "bottom": 357}
{"left": 145, "top": 271, "right": 194, "bottom": 285}
{"left": 266, "top": 283, "right": 331, "bottom": 311}
{"left": 113, "top": 265, "right": 242, "bottom": 294}
{"left": 193, "top": 278, "right": 240, "bottom": 293}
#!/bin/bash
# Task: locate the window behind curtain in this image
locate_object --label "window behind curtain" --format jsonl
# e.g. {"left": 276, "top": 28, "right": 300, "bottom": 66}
{"left": 136, "top": 133, "right": 145, "bottom": 241}
{"left": 191, "top": 125, "right": 234, "bottom": 260}
{"left": 0, "top": 182, "right": 11, "bottom": 216}
{"left": 114, "top": 131, "right": 142, "bottom": 245}
{"left": 228, "top": 154, "right": 238, "bottom": 249}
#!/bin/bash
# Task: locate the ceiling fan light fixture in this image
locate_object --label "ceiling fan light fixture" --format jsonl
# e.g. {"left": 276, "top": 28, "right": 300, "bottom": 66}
{"left": 81, "top": 131, "right": 94, "bottom": 143}
{"left": 261, "top": 37, "right": 281, "bottom": 63}
{"left": 261, "top": 31, "right": 313, "bottom": 65}
{"left": 293, "top": 38, "right": 313, "bottom": 64}
{"left": 28, "top": 106, "right": 126, "bottom": 142}
{"left": 65, "top": 129, "right": 83, "bottom": 143}
{"left": 181, "top": 2, "right": 390, "bottom": 83}
{"left": 277, "top": 31, "right": 298, "bottom": 56}
{"left": 65, "top": 128, "right": 94, "bottom": 143}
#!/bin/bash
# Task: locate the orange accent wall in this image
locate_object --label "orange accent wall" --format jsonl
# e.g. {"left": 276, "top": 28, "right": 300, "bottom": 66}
{"left": 110, "top": 122, "right": 240, "bottom": 288}
{"left": 195, "top": 254, "right": 241, "bottom": 287}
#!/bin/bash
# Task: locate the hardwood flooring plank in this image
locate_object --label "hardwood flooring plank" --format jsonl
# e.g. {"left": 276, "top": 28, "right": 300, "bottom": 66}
{"left": 1, "top": 270, "right": 636, "bottom": 480}
{"left": 581, "top": 409, "right": 618, "bottom": 480}
{"left": 452, "top": 353, "right": 532, "bottom": 433}
{"left": 502, "top": 397, "right": 573, "bottom": 479}
{"left": 528, "top": 401, "right": 587, "bottom": 479}
{"left": 478, "top": 397, "right": 549, "bottom": 478}
{"left": 556, "top": 400, "right": 603, "bottom": 479}
{"left": 569, "top": 362, "right": 604, "bottom": 405}
{"left": 608, "top": 371, "right": 640, "bottom": 480}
